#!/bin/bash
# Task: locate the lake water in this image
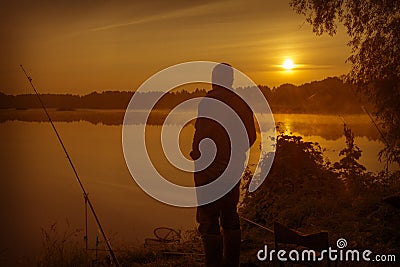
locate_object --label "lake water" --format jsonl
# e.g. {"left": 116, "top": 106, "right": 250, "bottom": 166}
{"left": 0, "top": 112, "right": 392, "bottom": 263}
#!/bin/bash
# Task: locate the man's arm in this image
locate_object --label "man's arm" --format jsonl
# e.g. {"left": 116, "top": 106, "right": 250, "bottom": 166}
{"left": 247, "top": 114, "right": 256, "bottom": 148}
{"left": 191, "top": 102, "right": 210, "bottom": 160}
{"left": 190, "top": 118, "right": 203, "bottom": 160}
{"left": 235, "top": 95, "right": 256, "bottom": 149}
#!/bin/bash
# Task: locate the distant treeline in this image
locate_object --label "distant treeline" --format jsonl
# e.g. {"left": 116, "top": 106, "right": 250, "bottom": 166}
{"left": 0, "top": 77, "right": 365, "bottom": 114}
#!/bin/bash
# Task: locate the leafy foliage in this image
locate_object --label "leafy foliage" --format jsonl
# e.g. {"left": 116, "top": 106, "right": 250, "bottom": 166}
{"left": 290, "top": 0, "right": 400, "bottom": 164}
{"left": 241, "top": 134, "right": 346, "bottom": 230}
{"left": 240, "top": 132, "right": 400, "bottom": 252}
{"left": 333, "top": 123, "right": 366, "bottom": 183}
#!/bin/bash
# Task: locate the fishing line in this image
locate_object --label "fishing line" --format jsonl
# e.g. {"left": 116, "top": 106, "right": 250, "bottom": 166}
{"left": 240, "top": 216, "right": 274, "bottom": 234}
{"left": 19, "top": 65, "right": 120, "bottom": 266}
{"left": 346, "top": 82, "right": 398, "bottom": 167}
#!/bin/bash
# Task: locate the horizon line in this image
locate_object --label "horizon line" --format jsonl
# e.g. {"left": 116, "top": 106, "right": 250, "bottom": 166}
{"left": 1, "top": 76, "right": 345, "bottom": 96}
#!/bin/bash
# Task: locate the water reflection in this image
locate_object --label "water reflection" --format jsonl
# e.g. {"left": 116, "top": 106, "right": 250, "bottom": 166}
{"left": 0, "top": 121, "right": 196, "bottom": 263}
{"left": 0, "top": 109, "right": 381, "bottom": 140}
{"left": 0, "top": 112, "right": 388, "bottom": 263}
{"left": 273, "top": 114, "right": 379, "bottom": 141}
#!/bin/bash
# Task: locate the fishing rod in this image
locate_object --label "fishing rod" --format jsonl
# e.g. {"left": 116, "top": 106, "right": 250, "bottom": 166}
{"left": 19, "top": 65, "right": 120, "bottom": 266}
{"left": 240, "top": 216, "right": 274, "bottom": 234}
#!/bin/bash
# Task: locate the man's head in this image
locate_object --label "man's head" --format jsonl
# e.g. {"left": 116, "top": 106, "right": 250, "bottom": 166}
{"left": 212, "top": 63, "right": 233, "bottom": 89}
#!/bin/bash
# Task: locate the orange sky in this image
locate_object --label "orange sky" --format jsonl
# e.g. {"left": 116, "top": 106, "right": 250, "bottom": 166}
{"left": 1, "top": 0, "right": 350, "bottom": 95}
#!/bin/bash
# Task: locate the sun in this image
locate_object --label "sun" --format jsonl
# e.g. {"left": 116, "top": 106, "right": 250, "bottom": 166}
{"left": 282, "top": 59, "right": 295, "bottom": 70}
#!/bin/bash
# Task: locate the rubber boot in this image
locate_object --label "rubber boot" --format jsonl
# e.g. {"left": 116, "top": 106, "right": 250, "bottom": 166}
{"left": 222, "top": 229, "right": 241, "bottom": 267}
{"left": 202, "top": 234, "right": 223, "bottom": 267}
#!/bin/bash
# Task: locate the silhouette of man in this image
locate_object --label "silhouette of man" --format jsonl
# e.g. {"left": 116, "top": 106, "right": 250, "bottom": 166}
{"left": 191, "top": 63, "right": 256, "bottom": 267}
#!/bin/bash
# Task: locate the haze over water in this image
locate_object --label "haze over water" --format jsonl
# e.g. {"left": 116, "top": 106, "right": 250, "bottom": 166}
{"left": 0, "top": 111, "right": 389, "bottom": 262}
